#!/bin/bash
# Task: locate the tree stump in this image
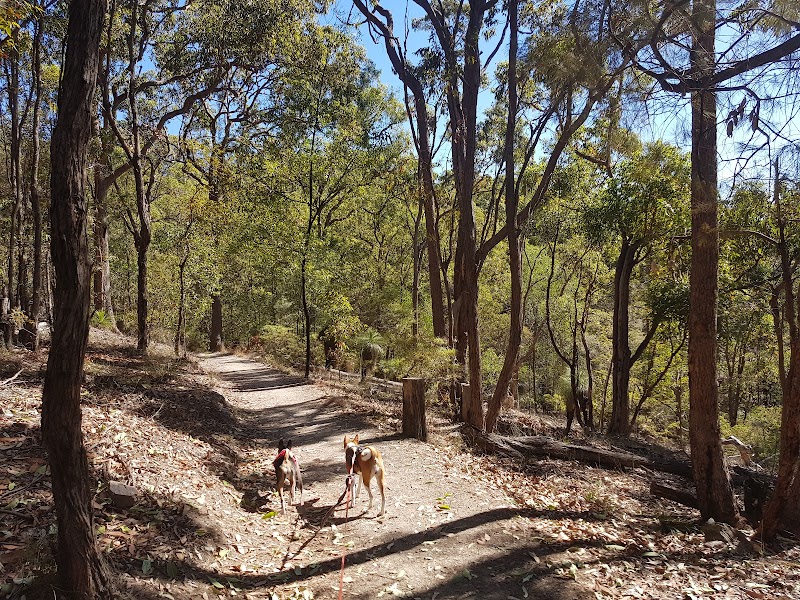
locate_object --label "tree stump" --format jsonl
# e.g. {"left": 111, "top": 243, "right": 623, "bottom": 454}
{"left": 460, "top": 382, "right": 483, "bottom": 428}
{"left": 460, "top": 383, "right": 470, "bottom": 423}
{"left": 402, "top": 378, "right": 427, "bottom": 441}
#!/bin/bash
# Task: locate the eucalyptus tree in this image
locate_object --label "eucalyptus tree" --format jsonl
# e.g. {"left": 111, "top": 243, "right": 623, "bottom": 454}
{"left": 718, "top": 157, "right": 800, "bottom": 540}
{"left": 96, "top": 0, "right": 313, "bottom": 349}
{"left": 269, "top": 27, "right": 403, "bottom": 377}
{"left": 21, "top": 2, "right": 45, "bottom": 348}
{"left": 40, "top": 0, "right": 113, "bottom": 593}
{"left": 432, "top": 0, "right": 639, "bottom": 431}
{"left": 543, "top": 218, "right": 607, "bottom": 431}
{"left": 760, "top": 161, "right": 800, "bottom": 540}
{"left": 609, "top": 0, "right": 800, "bottom": 524}
{"left": 350, "top": 0, "right": 449, "bottom": 341}
{"left": 178, "top": 64, "right": 286, "bottom": 351}
{"left": 582, "top": 142, "right": 690, "bottom": 436}
{"left": 3, "top": 15, "right": 26, "bottom": 326}
{"left": 0, "top": 1, "right": 53, "bottom": 348}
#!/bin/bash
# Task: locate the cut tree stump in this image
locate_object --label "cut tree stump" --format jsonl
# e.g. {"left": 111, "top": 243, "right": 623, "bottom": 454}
{"left": 402, "top": 377, "right": 427, "bottom": 441}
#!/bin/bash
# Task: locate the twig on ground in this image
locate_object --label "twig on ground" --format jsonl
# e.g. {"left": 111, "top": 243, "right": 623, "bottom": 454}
{"left": 1, "top": 368, "right": 23, "bottom": 386}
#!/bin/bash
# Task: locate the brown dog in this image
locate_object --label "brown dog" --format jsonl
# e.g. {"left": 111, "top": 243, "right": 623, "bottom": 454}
{"left": 343, "top": 434, "right": 385, "bottom": 516}
{"left": 273, "top": 439, "right": 303, "bottom": 513}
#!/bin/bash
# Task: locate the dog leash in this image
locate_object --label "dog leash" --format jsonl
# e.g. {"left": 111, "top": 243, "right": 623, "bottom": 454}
{"left": 337, "top": 446, "right": 361, "bottom": 600}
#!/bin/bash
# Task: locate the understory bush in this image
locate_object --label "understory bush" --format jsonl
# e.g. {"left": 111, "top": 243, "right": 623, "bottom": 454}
{"left": 248, "top": 325, "right": 314, "bottom": 370}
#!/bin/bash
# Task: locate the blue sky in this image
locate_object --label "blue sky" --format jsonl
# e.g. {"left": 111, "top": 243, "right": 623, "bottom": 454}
{"left": 325, "top": 0, "right": 794, "bottom": 192}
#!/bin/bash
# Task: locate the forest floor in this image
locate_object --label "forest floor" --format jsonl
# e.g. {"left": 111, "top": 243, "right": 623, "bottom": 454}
{"left": 1, "top": 330, "right": 799, "bottom": 599}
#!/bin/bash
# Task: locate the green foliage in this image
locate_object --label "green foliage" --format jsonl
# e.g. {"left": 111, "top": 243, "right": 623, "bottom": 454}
{"left": 721, "top": 406, "right": 782, "bottom": 463}
{"left": 90, "top": 310, "right": 114, "bottom": 329}
{"left": 248, "top": 325, "right": 309, "bottom": 370}
{"left": 583, "top": 142, "right": 690, "bottom": 248}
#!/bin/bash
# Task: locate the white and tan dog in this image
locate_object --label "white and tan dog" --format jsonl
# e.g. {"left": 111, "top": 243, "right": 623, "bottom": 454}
{"left": 343, "top": 434, "right": 385, "bottom": 516}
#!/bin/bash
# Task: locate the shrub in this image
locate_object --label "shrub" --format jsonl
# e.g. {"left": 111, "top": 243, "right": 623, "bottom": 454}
{"left": 251, "top": 325, "right": 311, "bottom": 370}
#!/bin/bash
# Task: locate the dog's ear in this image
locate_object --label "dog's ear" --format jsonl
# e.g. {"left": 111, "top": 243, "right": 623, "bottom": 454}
{"left": 278, "top": 438, "right": 286, "bottom": 451}
{"left": 287, "top": 439, "right": 293, "bottom": 449}
{"left": 343, "top": 435, "right": 349, "bottom": 448}
{"left": 353, "top": 434, "right": 359, "bottom": 445}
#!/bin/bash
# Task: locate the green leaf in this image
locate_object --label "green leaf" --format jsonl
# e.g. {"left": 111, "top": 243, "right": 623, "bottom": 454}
{"left": 166, "top": 561, "right": 179, "bottom": 578}
{"left": 142, "top": 559, "right": 153, "bottom": 575}
{"left": 261, "top": 510, "right": 277, "bottom": 520}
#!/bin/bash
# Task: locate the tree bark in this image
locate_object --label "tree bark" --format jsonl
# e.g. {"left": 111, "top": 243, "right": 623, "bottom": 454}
{"left": 23, "top": 12, "right": 44, "bottom": 350}
{"left": 350, "top": 0, "right": 447, "bottom": 339}
{"left": 760, "top": 158, "right": 800, "bottom": 541}
{"left": 687, "top": 0, "right": 738, "bottom": 524}
{"left": 41, "top": 0, "right": 113, "bottom": 593}
{"left": 5, "top": 32, "right": 21, "bottom": 317}
{"left": 136, "top": 244, "right": 149, "bottom": 350}
{"left": 210, "top": 293, "right": 224, "bottom": 352}
{"left": 92, "top": 174, "right": 118, "bottom": 327}
{"left": 402, "top": 377, "right": 427, "bottom": 441}
{"left": 487, "top": 0, "right": 520, "bottom": 433}
{"left": 608, "top": 239, "right": 636, "bottom": 435}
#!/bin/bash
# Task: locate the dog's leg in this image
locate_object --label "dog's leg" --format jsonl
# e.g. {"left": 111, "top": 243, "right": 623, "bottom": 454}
{"left": 288, "top": 471, "right": 295, "bottom": 508}
{"left": 375, "top": 466, "right": 385, "bottom": 516}
{"left": 351, "top": 472, "right": 363, "bottom": 508}
{"left": 363, "top": 470, "right": 374, "bottom": 511}
{"left": 277, "top": 471, "right": 287, "bottom": 514}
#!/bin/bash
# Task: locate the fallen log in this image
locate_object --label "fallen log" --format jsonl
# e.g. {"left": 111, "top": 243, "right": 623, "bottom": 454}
{"left": 462, "top": 425, "right": 693, "bottom": 478}
{"left": 650, "top": 482, "right": 698, "bottom": 509}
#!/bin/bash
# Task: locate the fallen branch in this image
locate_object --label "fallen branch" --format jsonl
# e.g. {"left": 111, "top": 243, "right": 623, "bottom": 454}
{"left": 462, "top": 425, "right": 693, "bottom": 478}
{"left": 650, "top": 482, "right": 698, "bottom": 509}
{"left": 721, "top": 435, "right": 753, "bottom": 465}
{"left": 1, "top": 368, "right": 23, "bottom": 386}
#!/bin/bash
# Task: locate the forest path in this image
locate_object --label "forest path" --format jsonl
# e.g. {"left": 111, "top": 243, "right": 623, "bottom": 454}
{"left": 197, "top": 352, "right": 590, "bottom": 600}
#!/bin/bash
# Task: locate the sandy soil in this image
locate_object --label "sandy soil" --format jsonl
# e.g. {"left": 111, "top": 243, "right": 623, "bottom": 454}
{"left": 192, "top": 352, "right": 590, "bottom": 600}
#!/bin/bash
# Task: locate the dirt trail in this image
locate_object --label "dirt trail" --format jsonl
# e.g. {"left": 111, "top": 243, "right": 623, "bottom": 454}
{"left": 198, "top": 353, "right": 589, "bottom": 600}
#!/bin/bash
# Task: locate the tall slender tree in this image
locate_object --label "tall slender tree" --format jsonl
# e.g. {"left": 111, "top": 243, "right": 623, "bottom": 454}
{"left": 40, "top": 0, "right": 113, "bottom": 593}
{"left": 350, "top": 0, "right": 448, "bottom": 340}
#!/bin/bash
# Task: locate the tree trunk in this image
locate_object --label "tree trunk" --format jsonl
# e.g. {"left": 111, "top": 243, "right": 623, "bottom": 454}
{"left": 350, "top": 0, "right": 447, "bottom": 339}
{"left": 402, "top": 377, "right": 427, "bottom": 441}
{"left": 92, "top": 182, "right": 117, "bottom": 326}
{"left": 41, "top": 0, "right": 113, "bottom": 593}
{"left": 301, "top": 251, "right": 311, "bottom": 377}
{"left": 136, "top": 245, "right": 149, "bottom": 351}
{"left": 5, "top": 34, "right": 21, "bottom": 316}
{"left": 175, "top": 244, "right": 189, "bottom": 357}
{"left": 23, "top": 13, "right": 44, "bottom": 350}
{"left": 650, "top": 482, "right": 699, "bottom": 509}
{"left": 687, "top": 0, "right": 739, "bottom": 524}
{"left": 609, "top": 239, "right": 636, "bottom": 436}
{"left": 760, "top": 158, "right": 800, "bottom": 541}
{"left": 411, "top": 199, "right": 422, "bottom": 338}
{"left": 210, "top": 293, "right": 224, "bottom": 351}
{"left": 487, "top": 0, "right": 519, "bottom": 433}
{"left": 413, "top": 94, "right": 447, "bottom": 340}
